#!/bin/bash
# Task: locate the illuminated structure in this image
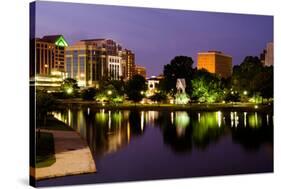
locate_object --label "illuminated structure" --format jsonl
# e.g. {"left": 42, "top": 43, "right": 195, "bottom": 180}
{"left": 176, "top": 79, "right": 186, "bottom": 93}
{"left": 30, "top": 35, "right": 68, "bottom": 91}
{"left": 107, "top": 55, "right": 122, "bottom": 80}
{"left": 197, "top": 51, "right": 232, "bottom": 78}
{"left": 260, "top": 42, "right": 274, "bottom": 66}
{"left": 147, "top": 76, "right": 161, "bottom": 95}
{"left": 121, "top": 49, "right": 135, "bottom": 80}
{"left": 66, "top": 39, "right": 135, "bottom": 87}
{"left": 134, "top": 65, "right": 147, "bottom": 78}
{"left": 35, "top": 35, "right": 68, "bottom": 75}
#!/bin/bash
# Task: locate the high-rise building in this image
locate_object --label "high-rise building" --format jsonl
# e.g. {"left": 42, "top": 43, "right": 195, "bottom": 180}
{"left": 30, "top": 35, "right": 68, "bottom": 91}
{"left": 35, "top": 35, "right": 68, "bottom": 75}
{"left": 65, "top": 38, "right": 134, "bottom": 87}
{"left": 134, "top": 65, "right": 147, "bottom": 78}
{"left": 121, "top": 49, "right": 135, "bottom": 80}
{"left": 65, "top": 40, "right": 107, "bottom": 87}
{"left": 265, "top": 42, "right": 274, "bottom": 66}
{"left": 197, "top": 51, "right": 232, "bottom": 78}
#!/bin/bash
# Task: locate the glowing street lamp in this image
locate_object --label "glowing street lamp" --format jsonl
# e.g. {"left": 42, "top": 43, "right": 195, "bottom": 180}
{"left": 107, "top": 90, "right": 112, "bottom": 95}
{"left": 243, "top": 90, "right": 248, "bottom": 95}
{"left": 140, "top": 91, "right": 144, "bottom": 95}
{"left": 66, "top": 87, "right": 73, "bottom": 94}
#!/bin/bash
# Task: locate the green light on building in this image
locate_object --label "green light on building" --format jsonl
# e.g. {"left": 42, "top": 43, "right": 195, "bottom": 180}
{"left": 55, "top": 36, "right": 68, "bottom": 47}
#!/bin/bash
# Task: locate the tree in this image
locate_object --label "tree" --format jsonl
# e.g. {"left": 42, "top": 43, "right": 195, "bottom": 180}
{"left": 163, "top": 56, "right": 194, "bottom": 95}
{"left": 232, "top": 56, "right": 273, "bottom": 100}
{"left": 125, "top": 74, "right": 147, "bottom": 102}
{"left": 61, "top": 78, "right": 79, "bottom": 96}
{"left": 150, "top": 92, "right": 167, "bottom": 103}
{"left": 191, "top": 69, "right": 224, "bottom": 103}
{"left": 81, "top": 87, "right": 97, "bottom": 100}
{"left": 232, "top": 56, "right": 263, "bottom": 93}
{"left": 36, "top": 91, "right": 57, "bottom": 137}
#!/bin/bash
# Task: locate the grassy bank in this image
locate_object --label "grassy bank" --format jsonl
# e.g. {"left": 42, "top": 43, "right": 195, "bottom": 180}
{"left": 36, "top": 132, "right": 55, "bottom": 168}
{"left": 56, "top": 99, "right": 273, "bottom": 113}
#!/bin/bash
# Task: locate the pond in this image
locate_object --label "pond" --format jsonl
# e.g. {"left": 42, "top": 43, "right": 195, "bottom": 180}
{"left": 38, "top": 108, "right": 273, "bottom": 186}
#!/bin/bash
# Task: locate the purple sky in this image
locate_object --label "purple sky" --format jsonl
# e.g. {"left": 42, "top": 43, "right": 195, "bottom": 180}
{"left": 35, "top": 1, "right": 273, "bottom": 77}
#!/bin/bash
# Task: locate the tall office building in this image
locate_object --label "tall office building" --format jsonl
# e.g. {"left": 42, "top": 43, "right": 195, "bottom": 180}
{"left": 65, "top": 38, "right": 134, "bottom": 87}
{"left": 35, "top": 35, "right": 68, "bottom": 75}
{"left": 65, "top": 40, "right": 106, "bottom": 87}
{"left": 121, "top": 49, "right": 135, "bottom": 80}
{"left": 30, "top": 35, "right": 68, "bottom": 91}
{"left": 197, "top": 51, "right": 232, "bottom": 78}
{"left": 134, "top": 65, "right": 147, "bottom": 78}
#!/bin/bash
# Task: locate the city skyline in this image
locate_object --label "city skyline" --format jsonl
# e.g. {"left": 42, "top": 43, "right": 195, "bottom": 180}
{"left": 35, "top": 1, "right": 273, "bottom": 77}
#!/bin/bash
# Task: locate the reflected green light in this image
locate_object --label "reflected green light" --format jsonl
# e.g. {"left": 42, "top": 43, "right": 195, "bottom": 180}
{"left": 248, "top": 113, "right": 262, "bottom": 128}
{"left": 175, "top": 112, "right": 190, "bottom": 128}
{"left": 95, "top": 111, "right": 108, "bottom": 124}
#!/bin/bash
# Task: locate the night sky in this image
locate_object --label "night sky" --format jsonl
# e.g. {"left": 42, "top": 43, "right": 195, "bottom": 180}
{"left": 35, "top": 1, "right": 273, "bottom": 77}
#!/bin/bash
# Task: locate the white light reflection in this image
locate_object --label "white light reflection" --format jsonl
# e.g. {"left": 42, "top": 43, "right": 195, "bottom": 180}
{"left": 87, "top": 107, "right": 90, "bottom": 115}
{"left": 141, "top": 111, "right": 144, "bottom": 132}
{"left": 244, "top": 112, "right": 247, "bottom": 127}
{"left": 108, "top": 110, "right": 111, "bottom": 130}
{"left": 217, "top": 111, "right": 222, "bottom": 127}
{"left": 171, "top": 112, "right": 174, "bottom": 124}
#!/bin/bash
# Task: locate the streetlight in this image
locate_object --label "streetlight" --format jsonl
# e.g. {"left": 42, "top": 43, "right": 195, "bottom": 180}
{"left": 107, "top": 90, "right": 112, "bottom": 95}
{"left": 243, "top": 90, "right": 248, "bottom": 95}
{"left": 140, "top": 91, "right": 144, "bottom": 95}
{"left": 66, "top": 87, "right": 73, "bottom": 94}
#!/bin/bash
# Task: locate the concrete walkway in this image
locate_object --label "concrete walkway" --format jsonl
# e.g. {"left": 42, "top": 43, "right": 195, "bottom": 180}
{"left": 31, "top": 129, "right": 96, "bottom": 180}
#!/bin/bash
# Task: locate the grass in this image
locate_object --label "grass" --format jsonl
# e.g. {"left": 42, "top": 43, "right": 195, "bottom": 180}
{"left": 37, "top": 116, "right": 73, "bottom": 131}
{"left": 36, "top": 132, "right": 56, "bottom": 168}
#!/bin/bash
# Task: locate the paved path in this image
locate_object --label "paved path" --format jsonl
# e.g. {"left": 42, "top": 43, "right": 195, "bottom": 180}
{"left": 31, "top": 129, "right": 96, "bottom": 180}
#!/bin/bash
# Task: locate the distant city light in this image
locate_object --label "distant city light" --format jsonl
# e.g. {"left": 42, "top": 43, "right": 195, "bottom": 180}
{"left": 254, "top": 105, "right": 259, "bottom": 109}
{"left": 243, "top": 90, "right": 248, "bottom": 95}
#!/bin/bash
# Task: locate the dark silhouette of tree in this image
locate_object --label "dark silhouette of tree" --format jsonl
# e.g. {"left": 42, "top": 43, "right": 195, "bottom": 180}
{"left": 125, "top": 75, "right": 147, "bottom": 102}
{"left": 81, "top": 87, "right": 97, "bottom": 100}
{"left": 163, "top": 56, "right": 194, "bottom": 95}
{"left": 232, "top": 56, "right": 273, "bottom": 99}
{"left": 149, "top": 92, "right": 167, "bottom": 103}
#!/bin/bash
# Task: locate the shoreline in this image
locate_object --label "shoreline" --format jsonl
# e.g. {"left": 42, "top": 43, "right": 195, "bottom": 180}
{"left": 56, "top": 99, "right": 273, "bottom": 113}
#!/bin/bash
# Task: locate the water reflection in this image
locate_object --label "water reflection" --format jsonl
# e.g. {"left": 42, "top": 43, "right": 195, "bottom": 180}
{"left": 52, "top": 109, "right": 273, "bottom": 157}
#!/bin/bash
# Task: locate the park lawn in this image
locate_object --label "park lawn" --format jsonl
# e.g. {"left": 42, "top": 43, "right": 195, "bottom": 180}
{"left": 37, "top": 116, "right": 74, "bottom": 131}
{"left": 36, "top": 132, "right": 56, "bottom": 168}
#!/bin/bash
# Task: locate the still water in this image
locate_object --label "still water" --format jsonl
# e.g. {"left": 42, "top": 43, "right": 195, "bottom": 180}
{"left": 38, "top": 109, "right": 273, "bottom": 186}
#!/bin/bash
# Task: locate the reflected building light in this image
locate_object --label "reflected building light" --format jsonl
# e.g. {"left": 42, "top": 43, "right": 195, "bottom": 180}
{"left": 68, "top": 109, "right": 71, "bottom": 126}
{"left": 255, "top": 112, "right": 258, "bottom": 126}
{"left": 176, "top": 126, "right": 185, "bottom": 137}
{"left": 234, "top": 112, "right": 239, "bottom": 127}
{"left": 127, "top": 123, "right": 130, "bottom": 142}
{"left": 217, "top": 111, "right": 222, "bottom": 127}
{"left": 230, "top": 112, "right": 234, "bottom": 127}
{"left": 87, "top": 107, "right": 90, "bottom": 115}
{"left": 141, "top": 111, "right": 144, "bottom": 132}
{"left": 244, "top": 112, "right": 247, "bottom": 127}
{"left": 171, "top": 112, "right": 174, "bottom": 124}
{"left": 198, "top": 113, "right": 201, "bottom": 122}
{"left": 108, "top": 110, "right": 111, "bottom": 130}
{"left": 266, "top": 114, "right": 269, "bottom": 126}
